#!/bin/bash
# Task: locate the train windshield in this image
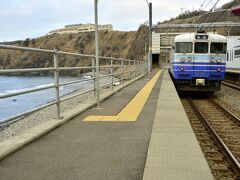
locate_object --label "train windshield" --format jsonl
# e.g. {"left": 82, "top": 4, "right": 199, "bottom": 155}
{"left": 194, "top": 42, "right": 208, "bottom": 53}
{"left": 175, "top": 42, "right": 192, "bottom": 53}
{"left": 210, "top": 43, "right": 227, "bottom": 54}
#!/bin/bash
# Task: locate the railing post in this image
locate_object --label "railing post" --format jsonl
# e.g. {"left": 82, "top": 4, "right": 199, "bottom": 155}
{"left": 128, "top": 61, "right": 131, "bottom": 80}
{"left": 137, "top": 61, "right": 139, "bottom": 76}
{"left": 145, "top": 61, "right": 148, "bottom": 73}
{"left": 53, "top": 49, "right": 61, "bottom": 119}
{"left": 134, "top": 61, "right": 136, "bottom": 78}
{"left": 111, "top": 59, "right": 113, "bottom": 90}
{"left": 121, "top": 60, "right": 124, "bottom": 83}
{"left": 92, "top": 58, "right": 96, "bottom": 97}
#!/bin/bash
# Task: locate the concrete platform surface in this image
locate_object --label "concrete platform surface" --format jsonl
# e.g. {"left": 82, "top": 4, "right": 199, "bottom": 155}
{"left": 142, "top": 70, "right": 214, "bottom": 180}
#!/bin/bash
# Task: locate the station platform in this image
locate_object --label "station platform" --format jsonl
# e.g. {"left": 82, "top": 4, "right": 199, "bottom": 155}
{"left": 0, "top": 69, "right": 213, "bottom": 180}
{"left": 142, "top": 70, "right": 214, "bottom": 180}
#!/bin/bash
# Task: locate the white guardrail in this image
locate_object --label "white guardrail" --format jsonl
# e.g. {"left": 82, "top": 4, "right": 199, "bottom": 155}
{"left": 0, "top": 44, "right": 147, "bottom": 125}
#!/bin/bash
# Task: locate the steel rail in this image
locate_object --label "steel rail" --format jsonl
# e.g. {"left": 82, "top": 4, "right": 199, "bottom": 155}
{"left": 222, "top": 81, "right": 240, "bottom": 91}
{"left": 209, "top": 98, "right": 240, "bottom": 125}
{"left": 99, "top": 81, "right": 114, "bottom": 89}
{"left": 58, "top": 51, "right": 95, "bottom": 58}
{"left": 59, "top": 67, "right": 94, "bottom": 71}
{"left": 0, "top": 44, "right": 55, "bottom": 53}
{"left": 99, "top": 67, "right": 140, "bottom": 82}
{"left": 188, "top": 98, "right": 240, "bottom": 177}
{"left": 0, "top": 65, "right": 127, "bottom": 74}
{"left": 0, "top": 44, "right": 140, "bottom": 63}
{"left": 99, "top": 68, "right": 144, "bottom": 89}
{"left": 99, "top": 65, "right": 123, "bottom": 68}
{"left": 0, "top": 84, "right": 55, "bottom": 99}
{"left": 60, "top": 79, "right": 93, "bottom": 87}
{"left": 0, "top": 68, "right": 55, "bottom": 74}
{"left": 224, "top": 80, "right": 240, "bottom": 86}
{"left": 99, "top": 74, "right": 112, "bottom": 79}
{"left": 60, "top": 88, "right": 95, "bottom": 102}
{"left": 99, "top": 56, "right": 139, "bottom": 62}
{"left": 99, "top": 73, "right": 134, "bottom": 89}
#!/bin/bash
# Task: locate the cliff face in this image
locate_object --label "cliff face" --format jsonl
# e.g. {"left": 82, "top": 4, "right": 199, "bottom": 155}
{"left": 0, "top": 28, "right": 148, "bottom": 71}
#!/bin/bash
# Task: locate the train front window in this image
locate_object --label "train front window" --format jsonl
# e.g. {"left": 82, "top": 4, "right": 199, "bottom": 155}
{"left": 194, "top": 42, "right": 208, "bottom": 53}
{"left": 211, "top": 43, "right": 227, "bottom": 54}
{"left": 175, "top": 42, "right": 192, "bottom": 53}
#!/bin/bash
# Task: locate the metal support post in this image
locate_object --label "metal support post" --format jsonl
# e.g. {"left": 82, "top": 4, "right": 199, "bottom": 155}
{"left": 53, "top": 49, "right": 61, "bottom": 119}
{"left": 111, "top": 60, "right": 113, "bottom": 90}
{"left": 148, "top": 2, "right": 152, "bottom": 73}
{"left": 128, "top": 61, "right": 131, "bottom": 79}
{"left": 134, "top": 61, "right": 136, "bottom": 78}
{"left": 92, "top": 58, "right": 96, "bottom": 97}
{"left": 94, "top": 0, "right": 100, "bottom": 108}
{"left": 121, "top": 61, "right": 124, "bottom": 83}
{"left": 145, "top": 42, "right": 148, "bottom": 73}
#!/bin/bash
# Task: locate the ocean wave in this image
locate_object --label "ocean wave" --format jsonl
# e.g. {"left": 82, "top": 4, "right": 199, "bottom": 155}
{"left": 0, "top": 83, "right": 55, "bottom": 95}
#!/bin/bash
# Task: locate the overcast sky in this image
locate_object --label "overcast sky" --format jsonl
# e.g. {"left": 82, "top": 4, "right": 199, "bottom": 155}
{"left": 0, "top": 0, "right": 231, "bottom": 42}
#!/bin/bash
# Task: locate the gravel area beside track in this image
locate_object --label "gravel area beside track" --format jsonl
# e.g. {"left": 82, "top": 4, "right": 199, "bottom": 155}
{"left": 214, "top": 85, "right": 240, "bottom": 118}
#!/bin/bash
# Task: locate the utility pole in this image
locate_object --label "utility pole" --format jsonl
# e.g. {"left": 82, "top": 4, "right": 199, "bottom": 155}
{"left": 94, "top": 0, "right": 100, "bottom": 108}
{"left": 147, "top": 2, "right": 152, "bottom": 73}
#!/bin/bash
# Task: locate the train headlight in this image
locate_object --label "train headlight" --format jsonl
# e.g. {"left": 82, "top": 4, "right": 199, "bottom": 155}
{"left": 180, "top": 67, "right": 184, "bottom": 71}
{"left": 217, "top": 68, "right": 221, "bottom": 72}
{"left": 180, "top": 57, "right": 186, "bottom": 62}
{"left": 210, "top": 58, "right": 215, "bottom": 63}
{"left": 187, "top": 57, "right": 192, "bottom": 62}
{"left": 216, "top": 58, "right": 221, "bottom": 63}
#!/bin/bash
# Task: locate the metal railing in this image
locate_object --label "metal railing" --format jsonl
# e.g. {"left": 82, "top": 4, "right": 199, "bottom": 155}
{"left": 0, "top": 44, "right": 147, "bottom": 125}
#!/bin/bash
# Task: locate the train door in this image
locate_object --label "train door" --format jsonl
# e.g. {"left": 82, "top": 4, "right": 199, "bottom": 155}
{"left": 193, "top": 42, "right": 209, "bottom": 77}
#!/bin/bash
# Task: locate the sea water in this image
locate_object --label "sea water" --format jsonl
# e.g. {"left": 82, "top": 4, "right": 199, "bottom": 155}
{"left": 0, "top": 75, "right": 93, "bottom": 121}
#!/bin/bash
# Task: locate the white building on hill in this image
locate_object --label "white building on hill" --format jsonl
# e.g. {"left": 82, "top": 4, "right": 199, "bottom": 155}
{"left": 49, "top": 23, "right": 113, "bottom": 35}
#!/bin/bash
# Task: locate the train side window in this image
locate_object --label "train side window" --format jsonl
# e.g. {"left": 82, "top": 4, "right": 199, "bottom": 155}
{"left": 210, "top": 43, "right": 226, "bottom": 54}
{"left": 234, "top": 49, "right": 240, "bottom": 58}
{"left": 194, "top": 42, "right": 208, "bottom": 53}
{"left": 175, "top": 42, "right": 192, "bottom": 53}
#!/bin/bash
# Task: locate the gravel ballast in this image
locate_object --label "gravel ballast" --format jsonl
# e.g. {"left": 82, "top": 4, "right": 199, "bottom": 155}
{"left": 214, "top": 85, "right": 240, "bottom": 118}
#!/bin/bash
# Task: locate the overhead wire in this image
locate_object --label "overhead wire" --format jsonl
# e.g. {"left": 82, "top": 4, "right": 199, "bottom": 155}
{"left": 204, "top": 0, "right": 213, "bottom": 11}
{"left": 199, "top": 0, "right": 207, "bottom": 10}
{"left": 195, "top": 0, "right": 220, "bottom": 30}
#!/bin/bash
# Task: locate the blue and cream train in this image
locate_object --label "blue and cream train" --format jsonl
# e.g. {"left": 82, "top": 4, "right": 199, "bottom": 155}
{"left": 169, "top": 31, "right": 227, "bottom": 91}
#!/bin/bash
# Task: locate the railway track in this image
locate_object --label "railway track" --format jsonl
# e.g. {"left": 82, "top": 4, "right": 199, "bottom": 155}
{"left": 222, "top": 80, "right": 240, "bottom": 91}
{"left": 181, "top": 98, "right": 240, "bottom": 179}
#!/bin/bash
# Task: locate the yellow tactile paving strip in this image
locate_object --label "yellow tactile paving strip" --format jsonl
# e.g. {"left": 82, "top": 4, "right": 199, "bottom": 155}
{"left": 83, "top": 70, "right": 162, "bottom": 122}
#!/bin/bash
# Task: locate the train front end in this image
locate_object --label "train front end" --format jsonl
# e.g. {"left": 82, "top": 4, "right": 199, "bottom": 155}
{"left": 170, "top": 32, "right": 227, "bottom": 92}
